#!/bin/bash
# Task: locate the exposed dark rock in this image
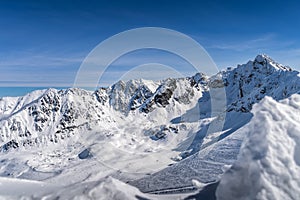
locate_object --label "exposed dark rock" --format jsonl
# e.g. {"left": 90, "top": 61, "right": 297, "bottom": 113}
{"left": 78, "top": 148, "right": 92, "bottom": 159}
{"left": 1, "top": 140, "right": 19, "bottom": 151}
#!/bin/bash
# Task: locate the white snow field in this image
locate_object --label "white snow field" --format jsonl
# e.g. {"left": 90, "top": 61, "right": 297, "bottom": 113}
{"left": 0, "top": 54, "right": 299, "bottom": 199}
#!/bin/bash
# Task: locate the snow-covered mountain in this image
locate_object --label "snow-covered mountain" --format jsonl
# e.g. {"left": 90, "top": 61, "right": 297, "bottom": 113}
{"left": 1, "top": 54, "right": 298, "bottom": 152}
{"left": 0, "top": 54, "right": 299, "bottom": 199}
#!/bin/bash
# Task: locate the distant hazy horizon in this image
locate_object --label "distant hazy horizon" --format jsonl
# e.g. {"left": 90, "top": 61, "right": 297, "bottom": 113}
{"left": 0, "top": 87, "right": 70, "bottom": 98}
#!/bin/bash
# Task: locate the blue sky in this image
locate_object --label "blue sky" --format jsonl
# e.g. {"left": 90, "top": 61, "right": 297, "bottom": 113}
{"left": 0, "top": 0, "right": 300, "bottom": 93}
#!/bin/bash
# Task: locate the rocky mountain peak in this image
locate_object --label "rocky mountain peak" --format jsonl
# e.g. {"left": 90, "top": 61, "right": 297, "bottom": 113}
{"left": 222, "top": 55, "right": 299, "bottom": 113}
{"left": 254, "top": 54, "right": 292, "bottom": 71}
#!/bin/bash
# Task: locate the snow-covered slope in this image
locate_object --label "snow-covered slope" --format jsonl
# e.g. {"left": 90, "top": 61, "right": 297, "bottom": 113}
{"left": 216, "top": 94, "right": 300, "bottom": 200}
{"left": 130, "top": 54, "right": 300, "bottom": 192}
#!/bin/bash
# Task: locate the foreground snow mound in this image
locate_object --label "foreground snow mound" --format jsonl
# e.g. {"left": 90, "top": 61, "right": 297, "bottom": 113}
{"left": 86, "top": 177, "right": 147, "bottom": 200}
{"left": 216, "top": 94, "right": 300, "bottom": 200}
{"left": 0, "top": 177, "right": 57, "bottom": 198}
{"left": 0, "top": 176, "right": 147, "bottom": 200}
{"left": 53, "top": 177, "right": 148, "bottom": 200}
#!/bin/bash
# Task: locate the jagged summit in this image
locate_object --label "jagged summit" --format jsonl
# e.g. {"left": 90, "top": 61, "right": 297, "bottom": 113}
{"left": 233, "top": 54, "right": 292, "bottom": 75}
{"left": 254, "top": 54, "right": 292, "bottom": 71}
{"left": 222, "top": 54, "right": 299, "bottom": 112}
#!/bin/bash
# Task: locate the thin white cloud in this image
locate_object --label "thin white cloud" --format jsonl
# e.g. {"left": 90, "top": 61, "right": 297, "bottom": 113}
{"left": 0, "top": 50, "right": 85, "bottom": 87}
{"left": 0, "top": 52, "right": 84, "bottom": 67}
{"left": 209, "top": 34, "right": 277, "bottom": 51}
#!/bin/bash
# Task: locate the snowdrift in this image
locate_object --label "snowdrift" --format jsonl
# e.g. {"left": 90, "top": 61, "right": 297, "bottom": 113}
{"left": 216, "top": 94, "right": 300, "bottom": 200}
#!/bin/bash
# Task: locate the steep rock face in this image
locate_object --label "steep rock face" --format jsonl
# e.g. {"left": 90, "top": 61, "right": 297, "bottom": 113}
{"left": 140, "top": 78, "right": 177, "bottom": 113}
{"left": 129, "top": 85, "right": 153, "bottom": 111}
{"left": 109, "top": 80, "right": 144, "bottom": 113}
{"left": 216, "top": 94, "right": 300, "bottom": 200}
{"left": 108, "top": 79, "right": 163, "bottom": 114}
{"left": 140, "top": 73, "right": 208, "bottom": 113}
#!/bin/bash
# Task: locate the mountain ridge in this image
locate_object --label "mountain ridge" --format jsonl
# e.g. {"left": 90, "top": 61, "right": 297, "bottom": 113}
{"left": 0, "top": 54, "right": 299, "bottom": 152}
